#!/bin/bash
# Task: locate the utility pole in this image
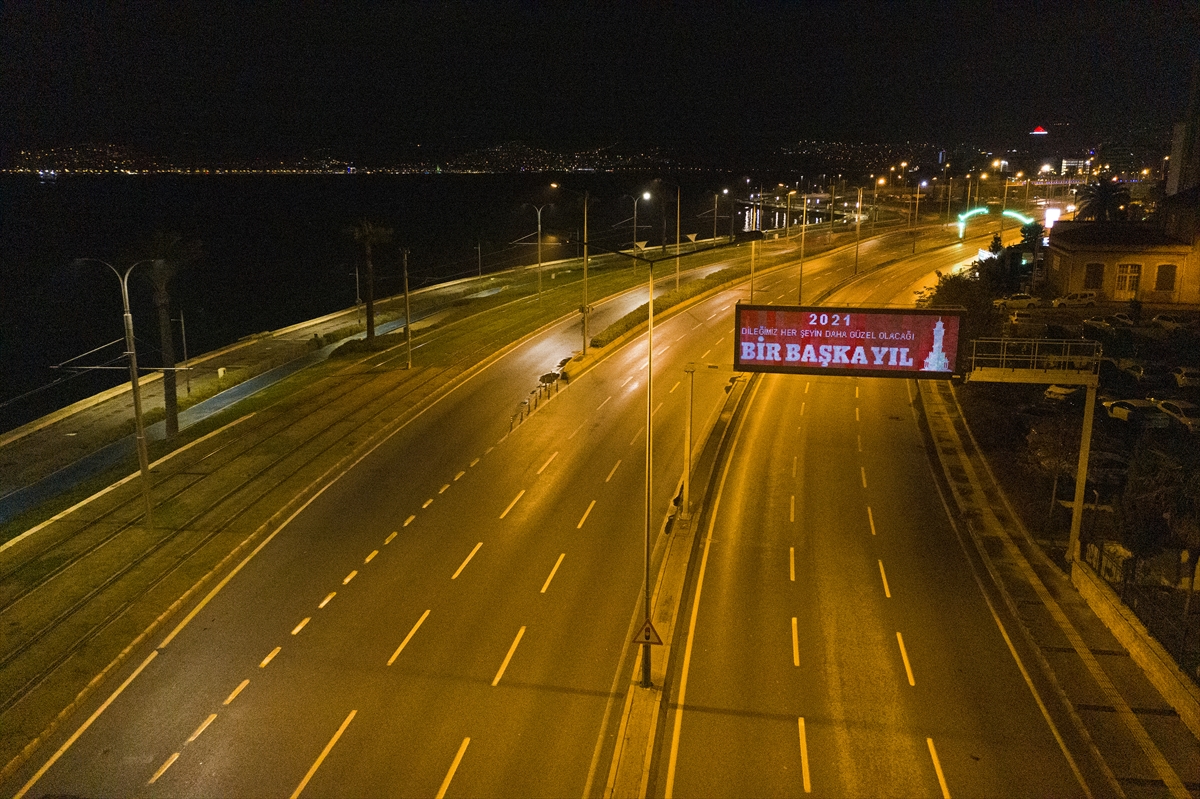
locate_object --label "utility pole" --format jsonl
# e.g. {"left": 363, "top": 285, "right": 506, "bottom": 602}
{"left": 476, "top": 242, "right": 482, "bottom": 277}
{"left": 854, "top": 186, "right": 863, "bottom": 274}
{"left": 829, "top": 183, "right": 836, "bottom": 241}
{"left": 674, "top": 185, "right": 681, "bottom": 291}
{"left": 712, "top": 192, "right": 719, "bottom": 241}
{"left": 682, "top": 362, "right": 695, "bottom": 520}
{"left": 642, "top": 247, "right": 656, "bottom": 689}
{"left": 798, "top": 194, "right": 807, "bottom": 304}
{"left": 403, "top": 249, "right": 412, "bottom": 369}
{"left": 583, "top": 191, "right": 590, "bottom": 354}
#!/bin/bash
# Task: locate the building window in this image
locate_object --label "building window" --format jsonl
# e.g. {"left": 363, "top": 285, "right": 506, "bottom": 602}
{"left": 1155, "top": 264, "right": 1177, "bottom": 292}
{"left": 1116, "top": 263, "right": 1141, "bottom": 294}
{"left": 1084, "top": 263, "right": 1104, "bottom": 289}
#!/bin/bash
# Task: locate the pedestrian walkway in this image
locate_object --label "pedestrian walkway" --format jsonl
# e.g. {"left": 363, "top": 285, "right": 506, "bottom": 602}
{"left": 0, "top": 280, "right": 455, "bottom": 528}
{"left": 920, "top": 379, "right": 1199, "bottom": 799}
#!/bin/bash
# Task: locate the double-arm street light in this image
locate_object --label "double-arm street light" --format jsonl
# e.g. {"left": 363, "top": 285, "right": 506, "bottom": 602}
{"left": 710, "top": 188, "right": 729, "bottom": 242}
{"left": 551, "top": 183, "right": 591, "bottom": 354}
{"left": 531, "top": 203, "right": 547, "bottom": 300}
{"left": 73, "top": 257, "right": 155, "bottom": 522}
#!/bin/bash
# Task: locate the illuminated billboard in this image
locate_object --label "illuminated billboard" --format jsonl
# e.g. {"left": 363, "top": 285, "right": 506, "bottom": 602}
{"left": 734, "top": 304, "right": 962, "bottom": 378}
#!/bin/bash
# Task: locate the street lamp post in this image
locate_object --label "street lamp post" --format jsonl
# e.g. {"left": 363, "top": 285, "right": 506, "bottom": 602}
{"left": 798, "top": 193, "right": 808, "bottom": 304}
{"left": 674, "top": 185, "right": 681, "bottom": 291}
{"left": 642, "top": 242, "right": 656, "bottom": 688}
{"left": 854, "top": 186, "right": 863, "bottom": 274}
{"left": 403, "top": 249, "right": 413, "bottom": 369}
{"left": 74, "top": 258, "right": 154, "bottom": 523}
{"left": 551, "top": 183, "right": 591, "bottom": 354}
{"left": 682, "top": 362, "right": 695, "bottom": 520}
{"left": 174, "top": 309, "right": 190, "bottom": 395}
{"left": 532, "top": 204, "right": 547, "bottom": 300}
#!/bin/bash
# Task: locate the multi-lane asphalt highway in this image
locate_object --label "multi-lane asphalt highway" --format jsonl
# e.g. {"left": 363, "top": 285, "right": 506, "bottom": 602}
{"left": 657, "top": 338, "right": 1087, "bottom": 798}
{"left": 6, "top": 222, "right": 1051, "bottom": 797}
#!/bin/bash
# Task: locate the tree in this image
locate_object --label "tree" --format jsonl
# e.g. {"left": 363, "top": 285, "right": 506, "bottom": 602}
{"left": 1116, "top": 441, "right": 1173, "bottom": 593}
{"left": 1076, "top": 177, "right": 1131, "bottom": 222}
{"left": 349, "top": 220, "right": 393, "bottom": 341}
{"left": 131, "top": 231, "right": 202, "bottom": 439}
{"left": 1025, "top": 416, "right": 1080, "bottom": 525}
{"left": 1020, "top": 221, "right": 1045, "bottom": 246}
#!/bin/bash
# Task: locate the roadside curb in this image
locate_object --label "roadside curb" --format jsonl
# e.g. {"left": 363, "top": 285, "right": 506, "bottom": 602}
{"left": 0, "top": 293, "right": 591, "bottom": 786}
{"left": 603, "top": 373, "right": 755, "bottom": 798}
{"left": 916, "top": 379, "right": 1196, "bottom": 798}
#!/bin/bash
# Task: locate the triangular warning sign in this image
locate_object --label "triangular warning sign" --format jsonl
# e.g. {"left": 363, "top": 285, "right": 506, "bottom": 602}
{"left": 635, "top": 619, "right": 663, "bottom": 646}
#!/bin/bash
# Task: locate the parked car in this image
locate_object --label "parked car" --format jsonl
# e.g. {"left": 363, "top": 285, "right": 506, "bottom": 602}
{"left": 1151, "top": 314, "right": 1185, "bottom": 331}
{"left": 1110, "top": 312, "right": 1135, "bottom": 326}
{"left": 1043, "top": 385, "right": 1081, "bottom": 402}
{"left": 1052, "top": 291, "right": 1098, "bottom": 307}
{"left": 1082, "top": 316, "right": 1111, "bottom": 330}
{"left": 1009, "top": 310, "right": 1035, "bottom": 325}
{"left": 1122, "top": 362, "right": 1171, "bottom": 387}
{"left": 1155, "top": 399, "right": 1200, "bottom": 433}
{"left": 993, "top": 293, "right": 1040, "bottom": 309}
{"left": 1171, "top": 366, "right": 1200, "bottom": 388}
{"left": 1101, "top": 399, "right": 1170, "bottom": 427}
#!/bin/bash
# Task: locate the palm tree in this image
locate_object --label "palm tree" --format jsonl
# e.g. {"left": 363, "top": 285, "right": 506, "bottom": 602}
{"left": 132, "top": 231, "right": 202, "bottom": 438}
{"left": 349, "top": 220, "right": 393, "bottom": 341}
{"left": 1075, "top": 177, "right": 1131, "bottom": 222}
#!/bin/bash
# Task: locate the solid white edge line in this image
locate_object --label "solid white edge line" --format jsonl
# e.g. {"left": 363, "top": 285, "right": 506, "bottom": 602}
{"left": 664, "top": 375, "right": 759, "bottom": 798}
{"left": 388, "top": 609, "right": 431, "bottom": 665}
{"left": 435, "top": 738, "right": 471, "bottom": 799}
{"left": 16, "top": 650, "right": 159, "bottom": 799}
{"left": 289, "top": 709, "right": 356, "bottom": 799}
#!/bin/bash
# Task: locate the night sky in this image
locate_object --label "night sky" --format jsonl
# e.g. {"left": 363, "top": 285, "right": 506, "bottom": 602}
{"left": 2, "top": 1, "right": 1198, "bottom": 163}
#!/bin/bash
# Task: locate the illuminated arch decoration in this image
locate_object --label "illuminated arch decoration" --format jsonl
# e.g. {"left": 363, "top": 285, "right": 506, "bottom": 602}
{"left": 957, "top": 207, "right": 1035, "bottom": 238}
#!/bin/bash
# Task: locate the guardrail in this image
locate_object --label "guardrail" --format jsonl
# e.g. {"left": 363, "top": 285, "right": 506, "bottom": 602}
{"left": 970, "top": 337, "right": 1101, "bottom": 375}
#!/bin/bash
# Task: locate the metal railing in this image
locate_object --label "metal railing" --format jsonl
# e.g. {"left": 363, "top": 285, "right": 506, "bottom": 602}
{"left": 970, "top": 338, "right": 1101, "bottom": 375}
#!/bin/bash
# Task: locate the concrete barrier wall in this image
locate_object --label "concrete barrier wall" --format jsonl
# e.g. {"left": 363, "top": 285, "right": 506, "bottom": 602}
{"left": 1071, "top": 560, "right": 1200, "bottom": 740}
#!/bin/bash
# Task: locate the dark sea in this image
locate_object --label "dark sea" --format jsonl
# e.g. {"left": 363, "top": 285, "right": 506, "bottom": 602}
{"left": 0, "top": 170, "right": 763, "bottom": 431}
